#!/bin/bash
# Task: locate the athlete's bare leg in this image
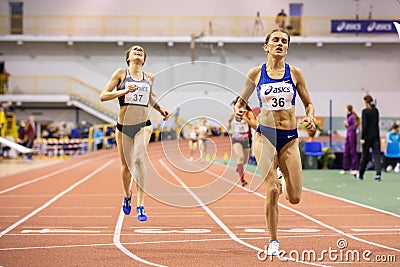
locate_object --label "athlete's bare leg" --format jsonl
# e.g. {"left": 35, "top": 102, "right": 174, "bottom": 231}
{"left": 199, "top": 139, "right": 207, "bottom": 162}
{"left": 233, "top": 143, "right": 245, "bottom": 164}
{"left": 132, "top": 125, "right": 153, "bottom": 207}
{"left": 278, "top": 139, "right": 302, "bottom": 204}
{"left": 116, "top": 129, "right": 134, "bottom": 199}
{"left": 254, "top": 133, "right": 279, "bottom": 240}
{"left": 243, "top": 147, "right": 251, "bottom": 165}
{"left": 189, "top": 140, "right": 198, "bottom": 159}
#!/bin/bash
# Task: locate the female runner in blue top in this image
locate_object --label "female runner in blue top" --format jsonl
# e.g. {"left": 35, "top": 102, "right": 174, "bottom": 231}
{"left": 235, "top": 29, "right": 315, "bottom": 256}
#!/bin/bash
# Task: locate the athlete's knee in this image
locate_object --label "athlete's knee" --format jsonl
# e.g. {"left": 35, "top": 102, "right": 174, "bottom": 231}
{"left": 133, "top": 157, "right": 144, "bottom": 167}
{"left": 266, "top": 187, "right": 280, "bottom": 204}
{"left": 287, "top": 193, "right": 301, "bottom": 204}
{"left": 121, "top": 164, "right": 129, "bottom": 174}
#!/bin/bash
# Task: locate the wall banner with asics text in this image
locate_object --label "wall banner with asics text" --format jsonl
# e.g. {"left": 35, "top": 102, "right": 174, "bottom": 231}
{"left": 331, "top": 20, "right": 400, "bottom": 33}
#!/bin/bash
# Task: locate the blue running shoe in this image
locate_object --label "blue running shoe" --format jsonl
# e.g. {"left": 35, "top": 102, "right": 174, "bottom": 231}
{"left": 136, "top": 206, "right": 147, "bottom": 222}
{"left": 122, "top": 193, "right": 132, "bottom": 215}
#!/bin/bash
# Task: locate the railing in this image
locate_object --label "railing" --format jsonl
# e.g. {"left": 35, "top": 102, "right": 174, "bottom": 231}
{"left": 7, "top": 75, "right": 118, "bottom": 119}
{"left": 1, "top": 14, "right": 396, "bottom": 37}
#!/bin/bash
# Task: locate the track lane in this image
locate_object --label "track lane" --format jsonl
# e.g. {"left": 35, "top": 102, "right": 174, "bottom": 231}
{"left": 0, "top": 139, "right": 399, "bottom": 266}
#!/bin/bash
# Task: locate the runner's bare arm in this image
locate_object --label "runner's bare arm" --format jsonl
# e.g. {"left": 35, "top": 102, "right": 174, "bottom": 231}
{"left": 292, "top": 66, "right": 315, "bottom": 131}
{"left": 100, "top": 68, "right": 133, "bottom": 102}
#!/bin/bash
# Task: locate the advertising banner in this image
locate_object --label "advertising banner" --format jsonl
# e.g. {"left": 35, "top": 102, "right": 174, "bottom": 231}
{"left": 331, "top": 20, "right": 400, "bottom": 33}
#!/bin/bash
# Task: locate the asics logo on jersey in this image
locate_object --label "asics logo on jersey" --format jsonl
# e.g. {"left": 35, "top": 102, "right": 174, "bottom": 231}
{"left": 136, "top": 85, "right": 149, "bottom": 92}
{"left": 264, "top": 85, "right": 291, "bottom": 95}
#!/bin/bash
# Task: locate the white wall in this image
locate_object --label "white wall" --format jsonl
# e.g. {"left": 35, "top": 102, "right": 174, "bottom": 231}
{"left": 1, "top": 0, "right": 399, "bottom": 17}
{"left": 1, "top": 0, "right": 399, "bottom": 126}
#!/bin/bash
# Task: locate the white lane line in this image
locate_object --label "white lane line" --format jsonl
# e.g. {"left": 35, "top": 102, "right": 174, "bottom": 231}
{"left": 312, "top": 214, "right": 383, "bottom": 217}
{"left": 0, "top": 231, "right": 394, "bottom": 252}
{"left": 206, "top": 168, "right": 400, "bottom": 254}
{"left": 0, "top": 160, "right": 89, "bottom": 195}
{"left": 351, "top": 228, "right": 400, "bottom": 232}
{"left": 0, "top": 159, "right": 114, "bottom": 238}
{"left": 50, "top": 207, "right": 115, "bottom": 209}
{"left": 22, "top": 226, "right": 108, "bottom": 229}
{"left": 38, "top": 216, "right": 112, "bottom": 218}
{"left": 0, "top": 207, "right": 34, "bottom": 209}
{"left": 113, "top": 209, "right": 166, "bottom": 267}
{"left": 0, "top": 153, "right": 114, "bottom": 195}
{"left": 160, "top": 159, "right": 328, "bottom": 267}
{"left": 159, "top": 159, "right": 259, "bottom": 251}
{"left": 303, "top": 187, "right": 400, "bottom": 218}
{"left": 216, "top": 161, "right": 400, "bottom": 218}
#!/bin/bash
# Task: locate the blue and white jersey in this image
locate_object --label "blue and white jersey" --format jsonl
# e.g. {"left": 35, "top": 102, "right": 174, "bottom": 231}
{"left": 256, "top": 63, "right": 297, "bottom": 111}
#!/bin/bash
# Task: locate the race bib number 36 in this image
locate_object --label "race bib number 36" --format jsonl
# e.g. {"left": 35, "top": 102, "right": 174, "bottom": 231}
{"left": 124, "top": 81, "right": 151, "bottom": 106}
{"left": 260, "top": 81, "right": 294, "bottom": 111}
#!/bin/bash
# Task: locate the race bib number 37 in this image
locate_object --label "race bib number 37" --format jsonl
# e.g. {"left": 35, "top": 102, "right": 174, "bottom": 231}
{"left": 124, "top": 81, "right": 151, "bottom": 106}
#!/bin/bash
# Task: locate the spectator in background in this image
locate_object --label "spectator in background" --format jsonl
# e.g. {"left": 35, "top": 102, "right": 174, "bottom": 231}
{"left": 58, "top": 121, "right": 70, "bottom": 138}
{"left": 253, "top": 11, "right": 264, "bottom": 36}
{"left": 70, "top": 124, "right": 81, "bottom": 139}
{"left": 384, "top": 123, "right": 400, "bottom": 173}
{"left": 24, "top": 115, "right": 36, "bottom": 161}
{"left": 0, "top": 68, "right": 10, "bottom": 94}
{"left": 17, "top": 120, "right": 27, "bottom": 157}
{"left": 93, "top": 128, "right": 104, "bottom": 150}
{"left": 2, "top": 101, "right": 14, "bottom": 113}
{"left": 0, "top": 105, "right": 5, "bottom": 137}
{"left": 275, "top": 9, "right": 287, "bottom": 29}
{"left": 354, "top": 95, "right": 382, "bottom": 181}
{"left": 43, "top": 122, "right": 58, "bottom": 139}
{"left": 105, "top": 126, "right": 116, "bottom": 148}
{"left": 340, "top": 105, "right": 360, "bottom": 175}
{"left": 79, "top": 120, "right": 90, "bottom": 139}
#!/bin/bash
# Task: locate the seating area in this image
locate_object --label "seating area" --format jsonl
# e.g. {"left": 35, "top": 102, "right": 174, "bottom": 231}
{"left": 303, "top": 141, "right": 325, "bottom": 169}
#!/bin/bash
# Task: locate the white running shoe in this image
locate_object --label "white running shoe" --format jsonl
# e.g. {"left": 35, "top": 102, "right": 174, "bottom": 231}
{"left": 339, "top": 170, "right": 348, "bottom": 175}
{"left": 394, "top": 163, "right": 400, "bottom": 173}
{"left": 350, "top": 170, "right": 359, "bottom": 175}
{"left": 277, "top": 167, "right": 283, "bottom": 179}
{"left": 267, "top": 240, "right": 280, "bottom": 256}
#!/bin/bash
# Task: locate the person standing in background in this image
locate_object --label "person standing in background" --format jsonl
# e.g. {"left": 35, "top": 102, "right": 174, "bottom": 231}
{"left": 253, "top": 11, "right": 264, "bottom": 36}
{"left": 275, "top": 9, "right": 287, "bottom": 29}
{"left": 340, "top": 105, "right": 360, "bottom": 175}
{"left": 24, "top": 115, "right": 36, "bottom": 161}
{"left": 355, "top": 95, "right": 382, "bottom": 181}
